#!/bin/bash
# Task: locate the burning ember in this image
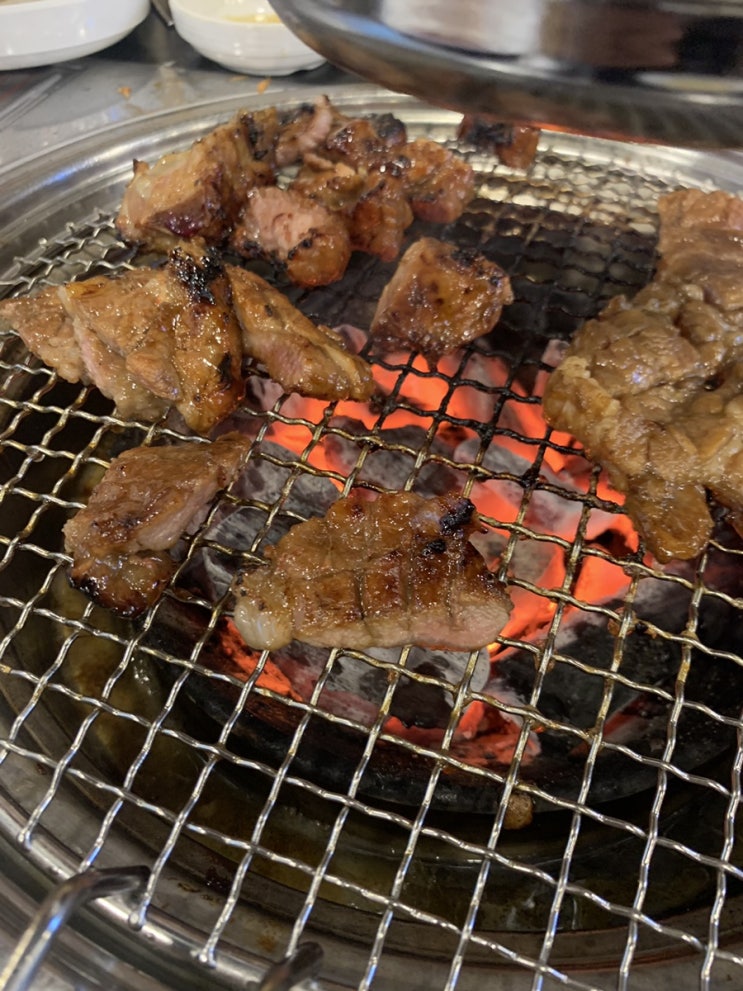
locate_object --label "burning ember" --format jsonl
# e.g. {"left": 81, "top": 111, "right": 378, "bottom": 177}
{"left": 169, "top": 329, "right": 672, "bottom": 789}
{"left": 139, "top": 305, "right": 743, "bottom": 819}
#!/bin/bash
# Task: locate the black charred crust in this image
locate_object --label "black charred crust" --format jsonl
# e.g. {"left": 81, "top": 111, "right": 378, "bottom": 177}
{"left": 280, "top": 102, "right": 314, "bottom": 127}
{"left": 370, "top": 112, "right": 407, "bottom": 145}
{"left": 170, "top": 246, "right": 223, "bottom": 305}
{"left": 421, "top": 537, "right": 447, "bottom": 556}
{"left": 439, "top": 498, "right": 475, "bottom": 534}
{"left": 458, "top": 118, "right": 513, "bottom": 150}
{"left": 450, "top": 245, "right": 482, "bottom": 269}
{"left": 287, "top": 231, "right": 318, "bottom": 259}
{"left": 216, "top": 351, "right": 234, "bottom": 389}
{"left": 242, "top": 113, "right": 269, "bottom": 158}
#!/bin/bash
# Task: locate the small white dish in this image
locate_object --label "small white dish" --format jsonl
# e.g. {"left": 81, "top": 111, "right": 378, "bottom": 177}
{"left": 169, "top": 0, "right": 326, "bottom": 76}
{"left": 0, "top": 0, "right": 151, "bottom": 71}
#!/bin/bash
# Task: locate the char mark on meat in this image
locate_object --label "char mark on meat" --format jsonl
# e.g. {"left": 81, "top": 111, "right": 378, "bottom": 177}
{"left": 233, "top": 490, "right": 512, "bottom": 652}
{"left": 542, "top": 187, "right": 743, "bottom": 562}
{"left": 369, "top": 236, "right": 514, "bottom": 365}
{"left": 457, "top": 116, "right": 540, "bottom": 170}
{"left": 63, "top": 432, "right": 252, "bottom": 616}
{"left": 0, "top": 245, "right": 245, "bottom": 435}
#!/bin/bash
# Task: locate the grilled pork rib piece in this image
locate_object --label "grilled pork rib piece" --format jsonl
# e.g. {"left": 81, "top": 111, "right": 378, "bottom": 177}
{"left": 63, "top": 433, "right": 251, "bottom": 616}
{"left": 233, "top": 491, "right": 512, "bottom": 651}
{"left": 116, "top": 95, "right": 477, "bottom": 285}
{"left": 0, "top": 246, "right": 245, "bottom": 434}
{"left": 369, "top": 237, "right": 514, "bottom": 364}
{"left": 1, "top": 246, "right": 375, "bottom": 429}
{"left": 230, "top": 186, "right": 352, "bottom": 288}
{"left": 456, "top": 117, "right": 540, "bottom": 171}
{"left": 292, "top": 160, "right": 414, "bottom": 263}
{"left": 543, "top": 188, "right": 743, "bottom": 562}
{"left": 226, "top": 265, "right": 374, "bottom": 402}
{"left": 116, "top": 113, "right": 276, "bottom": 253}
{"left": 400, "top": 138, "right": 477, "bottom": 223}
{"left": 116, "top": 98, "right": 335, "bottom": 253}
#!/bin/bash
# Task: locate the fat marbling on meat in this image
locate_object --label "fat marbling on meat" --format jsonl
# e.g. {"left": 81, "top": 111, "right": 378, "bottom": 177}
{"left": 63, "top": 432, "right": 251, "bottom": 616}
{"left": 543, "top": 187, "right": 743, "bottom": 562}
{"left": 233, "top": 491, "right": 512, "bottom": 652}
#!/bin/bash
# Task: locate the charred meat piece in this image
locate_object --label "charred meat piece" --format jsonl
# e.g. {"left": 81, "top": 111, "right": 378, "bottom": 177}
{"left": 273, "top": 96, "right": 335, "bottom": 168}
{"left": 233, "top": 491, "right": 512, "bottom": 651}
{"left": 542, "top": 188, "right": 743, "bottom": 563}
{"left": 230, "top": 186, "right": 352, "bottom": 287}
{"left": 400, "top": 138, "right": 476, "bottom": 223}
{"left": 347, "top": 166, "right": 414, "bottom": 261}
{"left": 323, "top": 111, "right": 408, "bottom": 170}
{"left": 0, "top": 282, "right": 170, "bottom": 423}
{"left": 369, "top": 237, "right": 514, "bottom": 364}
{"left": 0, "top": 246, "right": 245, "bottom": 434}
{"left": 457, "top": 117, "right": 540, "bottom": 170}
{"left": 292, "top": 160, "right": 413, "bottom": 262}
{"left": 116, "top": 112, "right": 276, "bottom": 252}
{"left": 63, "top": 432, "right": 251, "bottom": 616}
{"left": 226, "top": 264, "right": 374, "bottom": 401}
{"left": 115, "top": 97, "right": 335, "bottom": 254}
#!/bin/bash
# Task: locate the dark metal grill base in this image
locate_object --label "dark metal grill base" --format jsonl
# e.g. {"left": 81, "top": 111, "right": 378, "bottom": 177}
{"left": 2, "top": 85, "right": 743, "bottom": 990}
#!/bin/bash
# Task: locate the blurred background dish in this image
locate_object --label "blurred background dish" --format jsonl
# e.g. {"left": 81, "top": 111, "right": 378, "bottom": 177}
{"left": 169, "top": 0, "right": 326, "bottom": 76}
{"left": 0, "top": 0, "right": 151, "bottom": 71}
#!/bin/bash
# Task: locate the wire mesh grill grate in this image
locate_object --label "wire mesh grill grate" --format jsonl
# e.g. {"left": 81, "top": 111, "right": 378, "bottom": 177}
{"left": 2, "top": 93, "right": 743, "bottom": 990}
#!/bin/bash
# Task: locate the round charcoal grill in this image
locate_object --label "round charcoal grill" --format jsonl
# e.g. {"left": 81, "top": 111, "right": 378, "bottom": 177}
{"left": 2, "top": 85, "right": 743, "bottom": 990}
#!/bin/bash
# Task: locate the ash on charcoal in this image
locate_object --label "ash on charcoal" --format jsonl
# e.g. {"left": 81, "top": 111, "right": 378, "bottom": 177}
{"left": 178, "top": 439, "right": 339, "bottom": 601}
{"left": 322, "top": 416, "right": 466, "bottom": 495}
{"left": 271, "top": 642, "right": 492, "bottom": 732}
{"left": 491, "top": 538, "right": 743, "bottom": 805}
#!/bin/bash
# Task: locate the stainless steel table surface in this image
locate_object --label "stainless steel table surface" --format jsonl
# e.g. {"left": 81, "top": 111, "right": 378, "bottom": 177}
{"left": 0, "top": 7, "right": 351, "bottom": 173}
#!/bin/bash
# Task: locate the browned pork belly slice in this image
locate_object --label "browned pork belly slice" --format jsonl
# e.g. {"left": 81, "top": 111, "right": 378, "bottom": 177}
{"left": 226, "top": 265, "right": 374, "bottom": 401}
{"left": 542, "top": 188, "right": 743, "bottom": 563}
{"left": 230, "top": 186, "right": 352, "bottom": 287}
{"left": 1, "top": 283, "right": 171, "bottom": 423}
{"left": 64, "top": 246, "right": 244, "bottom": 435}
{"left": 63, "top": 433, "right": 251, "bottom": 617}
{"left": 0, "top": 247, "right": 245, "bottom": 434}
{"left": 369, "top": 237, "right": 514, "bottom": 364}
{"left": 0, "top": 288, "right": 92, "bottom": 385}
{"left": 233, "top": 491, "right": 512, "bottom": 652}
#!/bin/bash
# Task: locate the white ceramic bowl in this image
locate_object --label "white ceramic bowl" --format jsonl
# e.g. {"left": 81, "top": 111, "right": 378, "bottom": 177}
{"left": 170, "top": 0, "right": 326, "bottom": 76}
{"left": 0, "top": 0, "right": 151, "bottom": 71}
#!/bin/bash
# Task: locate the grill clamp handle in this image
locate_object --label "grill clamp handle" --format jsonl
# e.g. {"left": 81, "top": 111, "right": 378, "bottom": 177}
{"left": 253, "top": 942, "right": 324, "bottom": 991}
{"left": 0, "top": 864, "right": 323, "bottom": 991}
{"left": 0, "top": 865, "right": 149, "bottom": 991}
